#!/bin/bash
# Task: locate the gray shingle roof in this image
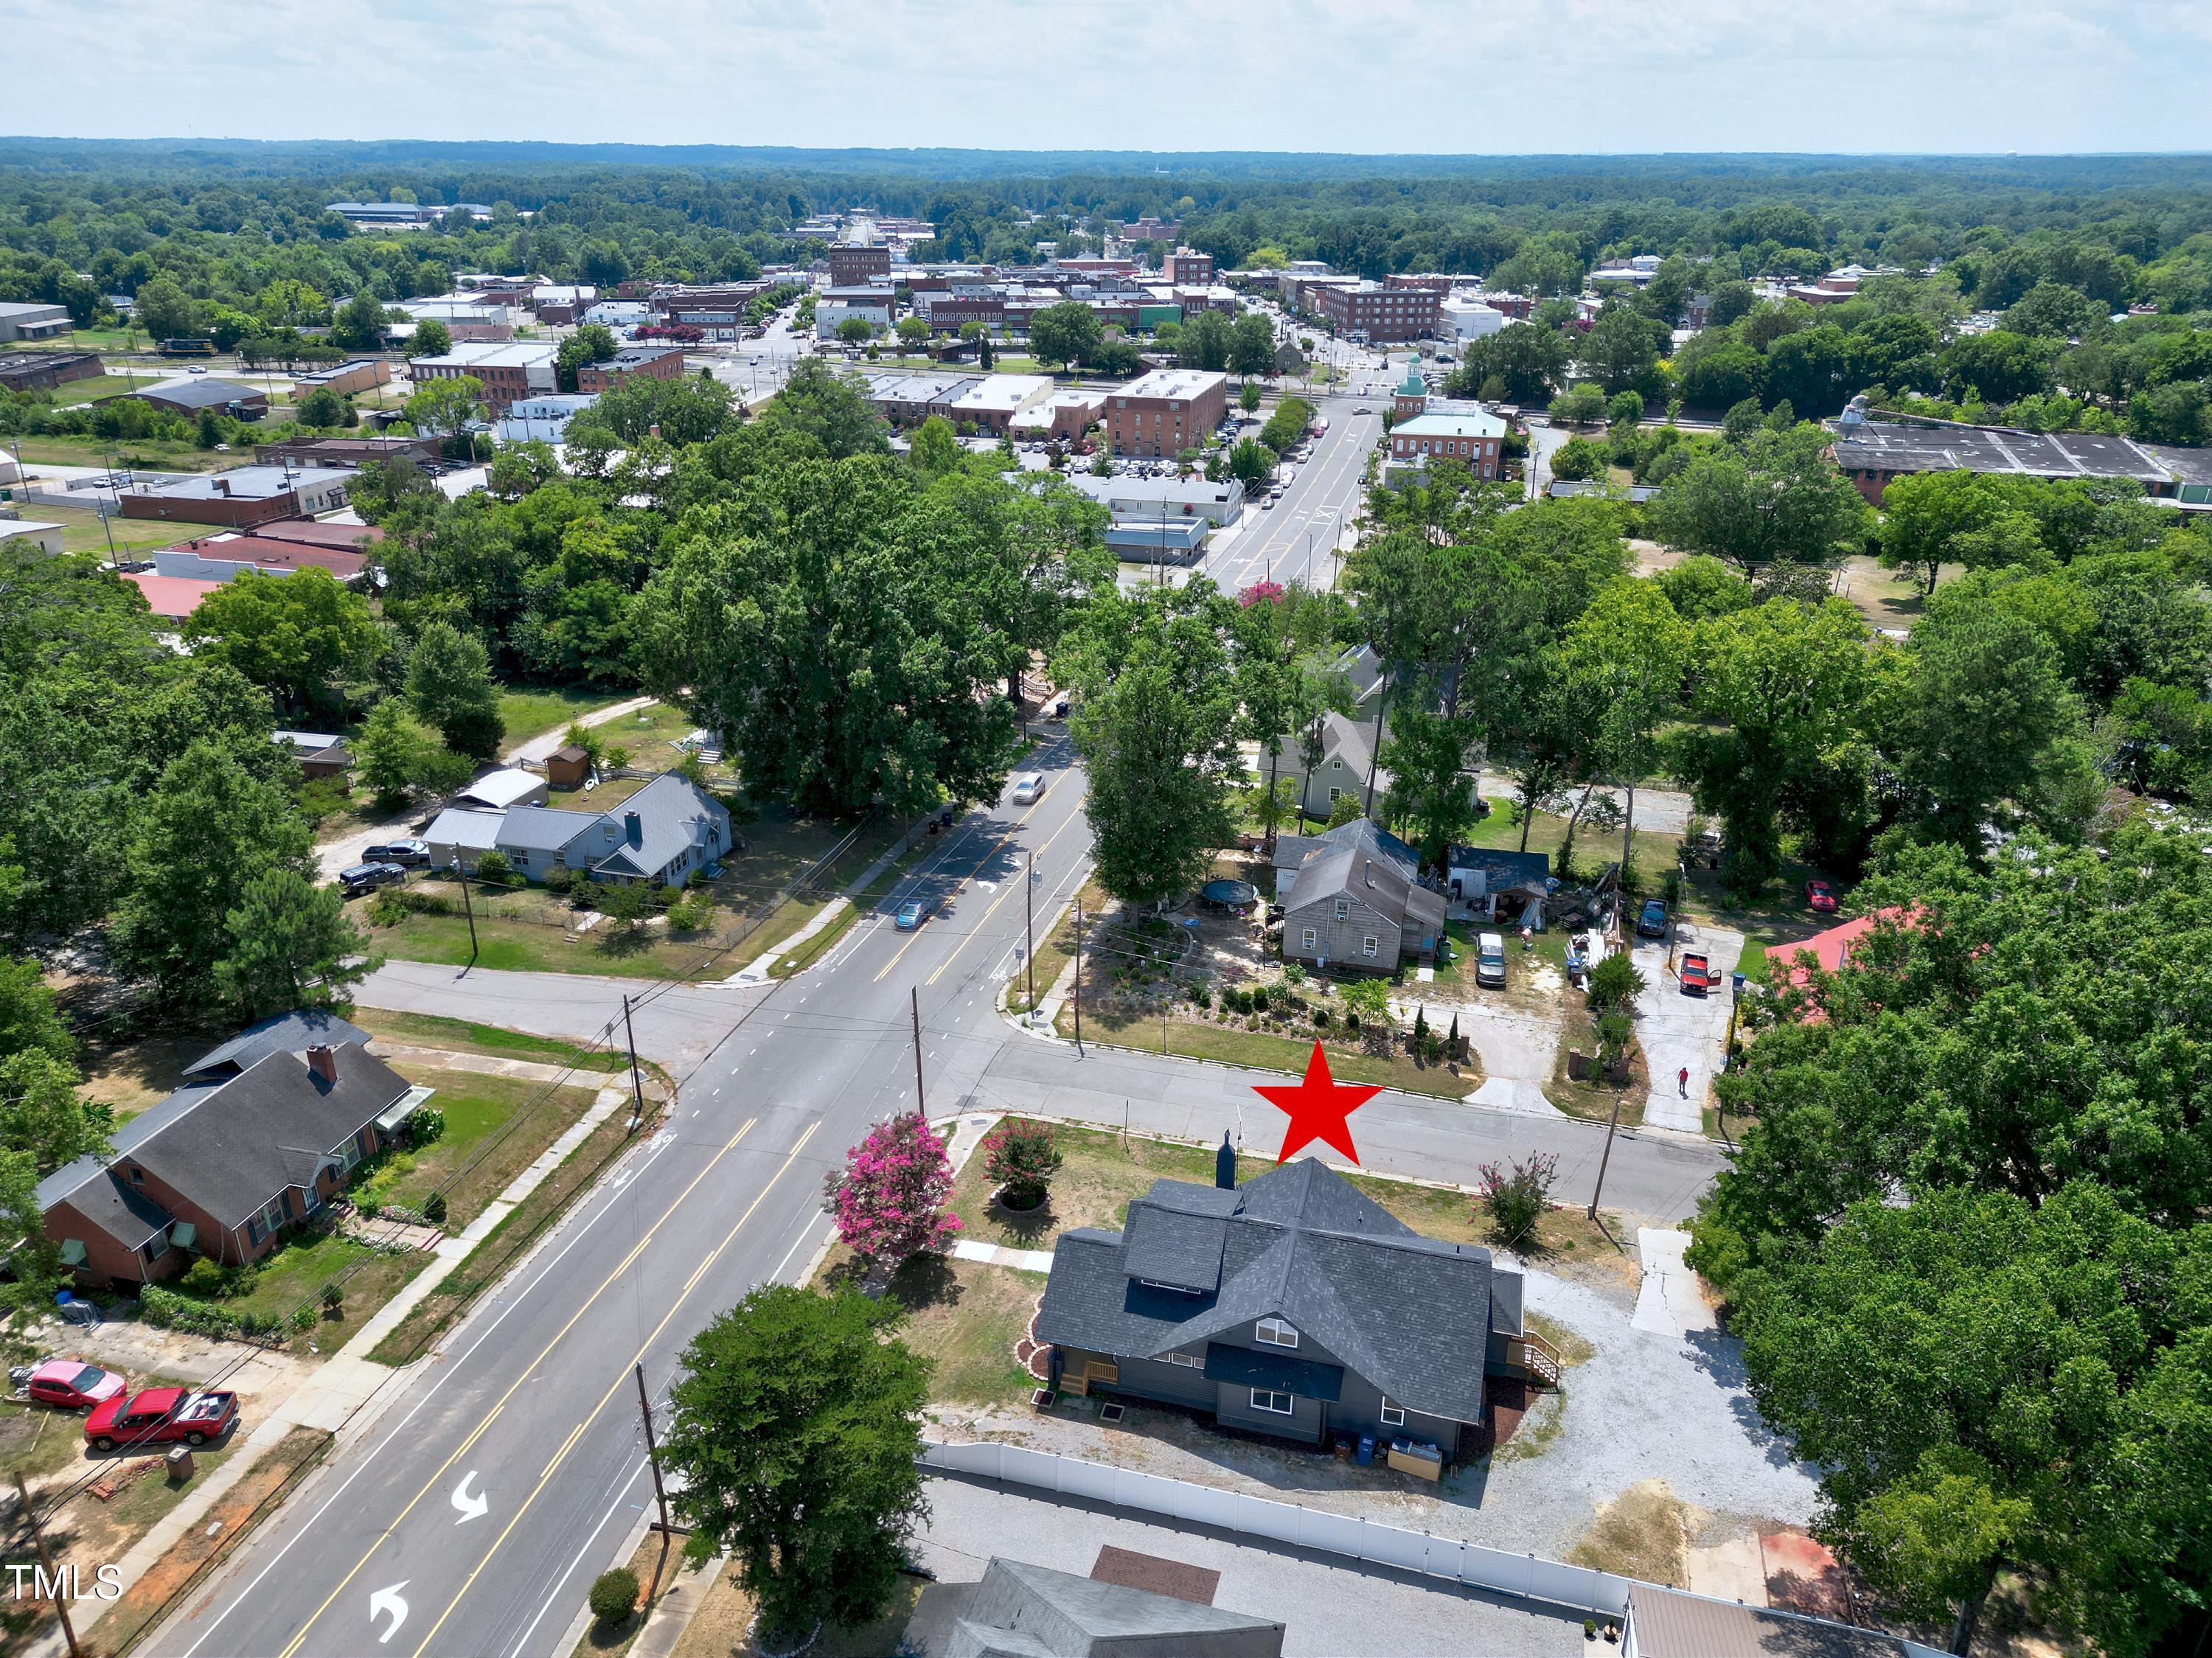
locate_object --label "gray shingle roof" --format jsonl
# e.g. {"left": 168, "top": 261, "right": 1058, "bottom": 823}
{"left": 1280, "top": 822, "right": 1446, "bottom": 935}
{"left": 933, "top": 1559, "right": 1284, "bottom": 1658}
{"left": 1037, "top": 1158, "right": 1498, "bottom": 1425}
{"left": 41, "top": 1166, "right": 175, "bottom": 1251}
{"left": 582, "top": 772, "right": 728, "bottom": 881}
{"left": 495, "top": 806, "right": 601, "bottom": 855}
{"left": 126, "top": 1045, "right": 410, "bottom": 1226}
{"left": 184, "top": 1009, "right": 371, "bottom": 1080}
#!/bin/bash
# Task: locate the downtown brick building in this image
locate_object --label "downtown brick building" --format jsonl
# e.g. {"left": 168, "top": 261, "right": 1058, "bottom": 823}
{"left": 1312, "top": 281, "right": 1441, "bottom": 344}
{"left": 1105, "top": 369, "right": 1228, "bottom": 459}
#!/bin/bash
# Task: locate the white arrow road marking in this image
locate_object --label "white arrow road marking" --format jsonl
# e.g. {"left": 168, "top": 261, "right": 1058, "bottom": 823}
{"left": 451, "top": 1470, "right": 487, "bottom": 1524}
{"left": 369, "top": 1583, "right": 408, "bottom": 1644}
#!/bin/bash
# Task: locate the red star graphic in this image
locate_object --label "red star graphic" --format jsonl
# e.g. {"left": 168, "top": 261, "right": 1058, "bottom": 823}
{"left": 1253, "top": 1042, "right": 1383, "bottom": 1165}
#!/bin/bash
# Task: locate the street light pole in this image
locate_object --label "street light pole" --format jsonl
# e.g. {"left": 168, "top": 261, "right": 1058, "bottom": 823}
{"left": 911, "top": 986, "right": 925, "bottom": 1116}
{"left": 1025, "top": 851, "right": 1035, "bottom": 1016}
{"left": 1072, "top": 896, "right": 1084, "bottom": 1053}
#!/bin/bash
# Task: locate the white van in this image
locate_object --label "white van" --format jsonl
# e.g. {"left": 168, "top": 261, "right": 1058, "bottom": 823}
{"left": 1009, "top": 772, "right": 1046, "bottom": 807}
{"left": 1475, "top": 932, "right": 1507, "bottom": 989}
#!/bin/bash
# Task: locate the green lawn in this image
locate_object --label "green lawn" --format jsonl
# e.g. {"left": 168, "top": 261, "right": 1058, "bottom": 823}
{"left": 48, "top": 371, "right": 168, "bottom": 406}
{"left": 29, "top": 504, "right": 191, "bottom": 559}
{"left": 172, "top": 1228, "right": 430, "bottom": 1342}
{"left": 349, "top": 1008, "right": 630, "bottom": 1073}
{"left": 361, "top": 1070, "right": 606, "bottom": 1228}
{"left": 495, "top": 686, "right": 635, "bottom": 750}
{"left": 360, "top": 908, "right": 718, "bottom": 981}
{"left": 1060, "top": 1004, "right": 1474, "bottom": 1100}
{"left": 7, "top": 435, "right": 225, "bottom": 473}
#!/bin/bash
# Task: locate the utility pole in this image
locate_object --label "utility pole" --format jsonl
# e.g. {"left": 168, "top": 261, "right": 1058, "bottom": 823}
{"left": 911, "top": 986, "right": 925, "bottom": 1116}
{"left": 1025, "top": 852, "right": 1035, "bottom": 1017}
{"left": 635, "top": 1363, "right": 681, "bottom": 1601}
{"left": 456, "top": 854, "right": 479, "bottom": 967}
{"left": 14, "top": 1472, "right": 80, "bottom": 1658}
{"left": 1072, "top": 897, "right": 1084, "bottom": 1054}
{"left": 1587, "top": 1091, "right": 1623, "bottom": 1223}
{"left": 621, "top": 995, "right": 646, "bottom": 1132}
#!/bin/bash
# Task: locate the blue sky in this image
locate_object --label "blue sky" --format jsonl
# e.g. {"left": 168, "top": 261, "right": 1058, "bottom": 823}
{"left": 4, "top": 0, "right": 2208, "bottom": 153}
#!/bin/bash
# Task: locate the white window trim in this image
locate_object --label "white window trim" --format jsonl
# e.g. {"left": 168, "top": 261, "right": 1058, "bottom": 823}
{"left": 1251, "top": 1387, "right": 1294, "bottom": 1415}
{"left": 1362, "top": 935, "right": 1380, "bottom": 958}
{"left": 1300, "top": 927, "right": 1318, "bottom": 951}
{"left": 1380, "top": 1397, "right": 1406, "bottom": 1427}
{"left": 1333, "top": 899, "right": 1350, "bottom": 921}
{"left": 1165, "top": 1351, "right": 1202, "bottom": 1368}
{"left": 1256, "top": 1317, "right": 1299, "bottom": 1348}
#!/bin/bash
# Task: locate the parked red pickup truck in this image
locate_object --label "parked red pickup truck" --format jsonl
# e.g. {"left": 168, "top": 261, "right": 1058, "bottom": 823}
{"left": 1680, "top": 952, "right": 1712, "bottom": 996}
{"left": 84, "top": 1387, "right": 237, "bottom": 1454}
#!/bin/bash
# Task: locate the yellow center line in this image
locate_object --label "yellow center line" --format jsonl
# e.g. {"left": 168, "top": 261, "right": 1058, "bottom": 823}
{"left": 274, "top": 1118, "right": 757, "bottom": 1658}
{"left": 406, "top": 1121, "right": 823, "bottom": 1658}
{"left": 874, "top": 800, "right": 1040, "bottom": 984}
{"left": 925, "top": 805, "right": 1088, "bottom": 986}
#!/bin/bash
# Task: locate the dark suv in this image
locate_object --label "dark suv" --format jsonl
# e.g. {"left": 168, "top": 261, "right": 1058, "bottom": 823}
{"left": 1635, "top": 898, "right": 1669, "bottom": 939}
{"left": 340, "top": 862, "right": 406, "bottom": 896}
{"left": 362, "top": 839, "right": 431, "bottom": 867}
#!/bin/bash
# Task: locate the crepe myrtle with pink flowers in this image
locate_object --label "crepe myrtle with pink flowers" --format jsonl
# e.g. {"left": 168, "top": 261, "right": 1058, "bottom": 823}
{"left": 821, "top": 1112, "right": 961, "bottom": 1264}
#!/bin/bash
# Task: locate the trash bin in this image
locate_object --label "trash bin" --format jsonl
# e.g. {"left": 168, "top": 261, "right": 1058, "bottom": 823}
{"left": 165, "top": 1445, "right": 195, "bottom": 1482}
{"left": 1356, "top": 1434, "right": 1375, "bottom": 1466}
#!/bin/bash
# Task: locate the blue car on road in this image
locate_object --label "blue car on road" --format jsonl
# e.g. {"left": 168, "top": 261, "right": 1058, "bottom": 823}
{"left": 894, "top": 897, "right": 930, "bottom": 931}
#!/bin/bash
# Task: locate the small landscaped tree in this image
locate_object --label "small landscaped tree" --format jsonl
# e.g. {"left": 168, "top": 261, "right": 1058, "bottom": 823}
{"left": 1585, "top": 951, "right": 1646, "bottom": 1016}
{"left": 1476, "top": 1151, "right": 1559, "bottom": 1250}
{"left": 821, "top": 1112, "right": 960, "bottom": 1264}
{"left": 981, "top": 1118, "right": 1062, "bottom": 1211}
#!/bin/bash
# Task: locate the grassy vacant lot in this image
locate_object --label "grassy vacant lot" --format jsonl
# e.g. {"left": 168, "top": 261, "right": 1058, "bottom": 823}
{"left": 495, "top": 685, "right": 634, "bottom": 750}
{"left": 10, "top": 435, "right": 223, "bottom": 473}
{"left": 947, "top": 1118, "right": 1638, "bottom": 1295}
{"left": 358, "top": 903, "right": 722, "bottom": 982}
{"left": 1059, "top": 1004, "right": 1472, "bottom": 1100}
{"left": 880, "top": 1255, "right": 1046, "bottom": 1410}
{"left": 25, "top": 503, "right": 194, "bottom": 558}
{"left": 364, "top": 1069, "right": 605, "bottom": 1228}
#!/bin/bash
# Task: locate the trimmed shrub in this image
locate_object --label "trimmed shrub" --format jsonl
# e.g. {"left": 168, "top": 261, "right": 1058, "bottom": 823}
{"left": 588, "top": 1568, "right": 639, "bottom": 1626}
{"left": 422, "top": 1191, "right": 449, "bottom": 1225}
{"left": 982, "top": 1118, "right": 1063, "bottom": 1211}
{"left": 408, "top": 1107, "right": 446, "bottom": 1146}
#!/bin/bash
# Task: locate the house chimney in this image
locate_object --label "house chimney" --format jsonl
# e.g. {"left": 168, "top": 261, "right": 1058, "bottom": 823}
{"left": 625, "top": 810, "right": 642, "bottom": 848}
{"left": 1363, "top": 860, "right": 1374, "bottom": 887}
{"left": 306, "top": 1045, "right": 337, "bottom": 1084}
{"left": 1214, "top": 1130, "right": 1237, "bottom": 1191}
{"left": 213, "top": 478, "right": 231, "bottom": 497}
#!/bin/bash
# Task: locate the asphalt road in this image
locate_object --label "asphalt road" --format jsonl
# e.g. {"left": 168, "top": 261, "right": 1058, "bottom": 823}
{"left": 156, "top": 734, "right": 1722, "bottom": 1657}
{"left": 1200, "top": 395, "right": 1380, "bottom": 593}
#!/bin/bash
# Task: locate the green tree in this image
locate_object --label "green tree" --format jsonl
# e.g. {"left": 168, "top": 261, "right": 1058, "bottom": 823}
{"left": 907, "top": 414, "right": 961, "bottom": 476}
{"left": 1548, "top": 436, "right": 1607, "bottom": 481}
{"left": 641, "top": 456, "right": 1026, "bottom": 815}
{"left": 1226, "top": 437, "right": 1276, "bottom": 492}
{"left": 757, "top": 360, "right": 890, "bottom": 459}
{"left": 296, "top": 386, "right": 351, "bottom": 429}
{"left": 406, "top": 316, "right": 451, "bottom": 358}
{"left": 1239, "top": 380, "right": 1263, "bottom": 413}
{"left": 214, "top": 868, "right": 379, "bottom": 1019}
{"left": 894, "top": 316, "right": 931, "bottom": 355}
{"left": 1378, "top": 705, "right": 1485, "bottom": 863}
{"left": 1029, "top": 300, "right": 1102, "bottom": 371}
{"left": 1896, "top": 585, "right": 2085, "bottom": 848}
{"left": 1175, "top": 309, "right": 1232, "bottom": 372}
{"left": 404, "top": 621, "right": 504, "bottom": 759}
{"left": 1558, "top": 578, "right": 1691, "bottom": 877}
{"left": 1666, "top": 598, "right": 1884, "bottom": 891}
{"left": 835, "top": 316, "right": 873, "bottom": 347}
{"left": 134, "top": 275, "right": 196, "bottom": 341}
{"left": 1444, "top": 323, "right": 1571, "bottom": 406}
{"left": 404, "top": 375, "right": 483, "bottom": 444}
{"left": 184, "top": 568, "right": 381, "bottom": 719}
{"left": 0, "top": 1044, "right": 112, "bottom": 1328}
{"left": 354, "top": 700, "right": 469, "bottom": 808}
{"left": 113, "top": 739, "right": 315, "bottom": 1003}
{"left": 1228, "top": 310, "right": 1276, "bottom": 380}
{"left": 1648, "top": 424, "right": 1875, "bottom": 575}
{"left": 331, "top": 290, "right": 395, "bottom": 352}
{"left": 554, "top": 322, "right": 619, "bottom": 392}
{"left": 661, "top": 1285, "right": 931, "bottom": 1638}
{"left": 1877, "top": 470, "right": 2016, "bottom": 596}
{"left": 1578, "top": 304, "right": 1664, "bottom": 396}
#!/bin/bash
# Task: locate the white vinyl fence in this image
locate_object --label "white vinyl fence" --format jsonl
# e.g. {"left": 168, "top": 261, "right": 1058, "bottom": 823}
{"left": 921, "top": 1438, "right": 1630, "bottom": 1620}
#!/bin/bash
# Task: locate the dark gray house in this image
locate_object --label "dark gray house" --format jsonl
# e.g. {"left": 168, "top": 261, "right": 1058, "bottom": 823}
{"left": 1035, "top": 1156, "right": 1527, "bottom": 1464}
{"left": 1279, "top": 818, "right": 1447, "bottom": 973}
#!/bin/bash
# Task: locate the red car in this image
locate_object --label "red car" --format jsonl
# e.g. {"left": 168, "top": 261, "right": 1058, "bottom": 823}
{"left": 24, "top": 1361, "right": 125, "bottom": 1414}
{"left": 84, "top": 1387, "right": 237, "bottom": 1454}
{"left": 1680, "top": 952, "right": 1712, "bottom": 996}
{"left": 1805, "top": 878, "right": 1839, "bottom": 913}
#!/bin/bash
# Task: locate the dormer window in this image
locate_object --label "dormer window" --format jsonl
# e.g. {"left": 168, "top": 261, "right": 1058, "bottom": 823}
{"left": 1256, "top": 1317, "right": 1299, "bottom": 1348}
